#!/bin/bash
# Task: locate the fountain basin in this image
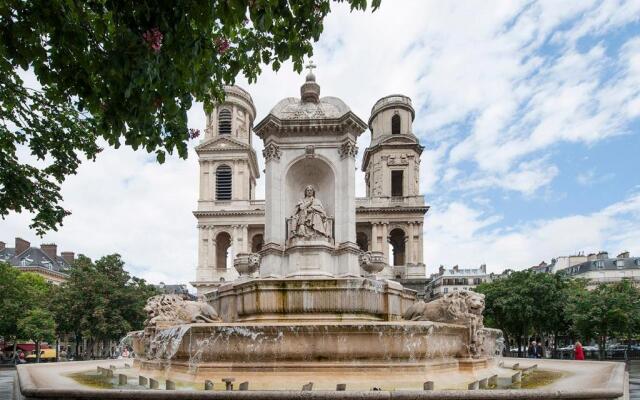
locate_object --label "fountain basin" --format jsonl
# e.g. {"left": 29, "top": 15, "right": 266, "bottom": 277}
{"left": 16, "top": 358, "right": 627, "bottom": 399}
{"left": 136, "top": 321, "right": 502, "bottom": 369}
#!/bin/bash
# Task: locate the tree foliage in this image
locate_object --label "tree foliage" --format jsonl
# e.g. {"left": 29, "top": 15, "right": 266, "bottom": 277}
{"left": 567, "top": 280, "right": 640, "bottom": 355}
{"left": 0, "top": 0, "right": 380, "bottom": 234}
{"left": 51, "top": 254, "right": 158, "bottom": 344}
{"left": 17, "top": 307, "right": 56, "bottom": 363}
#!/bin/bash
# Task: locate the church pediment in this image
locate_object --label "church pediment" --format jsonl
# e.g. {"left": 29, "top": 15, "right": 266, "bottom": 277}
{"left": 195, "top": 136, "right": 251, "bottom": 153}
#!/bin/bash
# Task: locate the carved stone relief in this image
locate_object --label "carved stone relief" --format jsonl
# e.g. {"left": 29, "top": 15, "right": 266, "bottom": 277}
{"left": 338, "top": 140, "right": 358, "bottom": 159}
{"left": 262, "top": 143, "right": 281, "bottom": 161}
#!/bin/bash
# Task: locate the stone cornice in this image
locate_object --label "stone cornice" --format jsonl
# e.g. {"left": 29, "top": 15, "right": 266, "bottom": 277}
{"left": 196, "top": 136, "right": 260, "bottom": 179}
{"left": 361, "top": 136, "right": 425, "bottom": 171}
{"left": 254, "top": 112, "right": 367, "bottom": 140}
{"left": 355, "top": 206, "right": 430, "bottom": 214}
{"left": 193, "top": 210, "right": 265, "bottom": 217}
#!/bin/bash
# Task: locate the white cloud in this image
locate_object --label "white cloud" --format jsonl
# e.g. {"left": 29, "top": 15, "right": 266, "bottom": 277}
{"left": 2, "top": 1, "right": 639, "bottom": 286}
{"left": 424, "top": 192, "right": 640, "bottom": 274}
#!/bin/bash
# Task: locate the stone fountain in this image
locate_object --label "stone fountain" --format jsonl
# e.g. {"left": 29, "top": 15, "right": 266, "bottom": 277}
{"left": 15, "top": 71, "right": 627, "bottom": 399}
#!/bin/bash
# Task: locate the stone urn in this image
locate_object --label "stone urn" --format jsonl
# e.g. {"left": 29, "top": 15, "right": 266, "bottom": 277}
{"left": 234, "top": 252, "right": 260, "bottom": 277}
{"left": 359, "top": 251, "right": 386, "bottom": 276}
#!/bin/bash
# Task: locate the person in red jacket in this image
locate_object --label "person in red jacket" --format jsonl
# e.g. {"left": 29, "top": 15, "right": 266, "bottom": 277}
{"left": 574, "top": 341, "right": 585, "bottom": 360}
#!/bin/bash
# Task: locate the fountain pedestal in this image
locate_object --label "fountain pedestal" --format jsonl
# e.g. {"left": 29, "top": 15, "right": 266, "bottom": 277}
{"left": 208, "top": 276, "right": 416, "bottom": 322}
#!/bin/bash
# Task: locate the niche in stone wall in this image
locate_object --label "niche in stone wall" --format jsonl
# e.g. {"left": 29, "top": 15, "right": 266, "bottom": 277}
{"left": 285, "top": 157, "right": 336, "bottom": 223}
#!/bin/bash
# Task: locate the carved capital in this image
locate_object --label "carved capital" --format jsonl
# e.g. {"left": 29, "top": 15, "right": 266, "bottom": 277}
{"left": 262, "top": 142, "right": 281, "bottom": 161}
{"left": 338, "top": 140, "right": 358, "bottom": 159}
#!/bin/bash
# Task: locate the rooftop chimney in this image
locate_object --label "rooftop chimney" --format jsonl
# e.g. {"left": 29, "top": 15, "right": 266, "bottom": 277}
{"left": 597, "top": 251, "right": 609, "bottom": 260}
{"left": 438, "top": 265, "right": 445, "bottom": 275}
{"left": 617, "top": 251, "right": 630, "bottom": 259}
{"left": 480, "top": 264, "right": 487, "bottom": 273}
{"left": 587, "top": 253, "right": 597, "bottom": 261}
{"left": 61, "top": 251, "right": 75, "bottom": 265}
{"left": 453, "top": 265, "right": 459, "bottom": 273}
{"left": 40, "top": 243, "right": 57, "bottom": 260}
{"left": 15, "top": 237, "right": 30, "bottom": 255}
{"left": 0, "top": 241, "right": 5, "bottom": 252}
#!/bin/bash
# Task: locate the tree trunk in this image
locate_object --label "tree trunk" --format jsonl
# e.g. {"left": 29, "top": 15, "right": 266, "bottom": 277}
{"left": 517, "top": 335, "right": 523, "bottom": 358}
{"left": 36, "top": 341, "right": 41, "bottom": 363}
{"left": 55, "top": 336, "right": 59, "bottom": 362}
{"left": 11, "top": 340, "right": 17, "bottom": 363}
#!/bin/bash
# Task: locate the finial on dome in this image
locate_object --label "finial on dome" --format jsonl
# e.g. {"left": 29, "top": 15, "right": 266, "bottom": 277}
{"left": 305, "top": 60, "right": 317, "bottom": 82}
{"left": 301, "top": 60, "right": 320, "bottom": 103}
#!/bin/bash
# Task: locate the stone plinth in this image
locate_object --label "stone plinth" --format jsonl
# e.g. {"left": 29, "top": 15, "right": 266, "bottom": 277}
{"left": 207, "top": 277, "right": 416, "bottom": 322}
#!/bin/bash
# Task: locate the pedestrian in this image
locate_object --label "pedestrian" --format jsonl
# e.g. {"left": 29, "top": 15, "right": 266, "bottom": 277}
{"left": 527, "top": 341, "right": 537, "bottom": 358}
{"left": 574, "top": 341, "right": 585, "bottom": 360}
{"left": 535, "top": 341, "right": 544, "bottom": 358}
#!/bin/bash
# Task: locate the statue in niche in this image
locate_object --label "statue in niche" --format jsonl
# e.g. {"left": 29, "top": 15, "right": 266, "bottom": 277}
{"left": 291, "top": 185, "right": 330, "bottom": 239}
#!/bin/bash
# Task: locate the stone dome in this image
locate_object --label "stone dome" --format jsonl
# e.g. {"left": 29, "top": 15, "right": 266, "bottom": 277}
{"left": 269, "top": 96, "right": 352, "bottom": 121}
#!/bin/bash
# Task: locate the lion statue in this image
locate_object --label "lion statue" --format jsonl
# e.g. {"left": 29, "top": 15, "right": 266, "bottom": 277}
{"left": 143, "top": 294, "right": 221, "bottom": 327}
{"left": 403, "top": 291, "right": 485, "bottom": 357}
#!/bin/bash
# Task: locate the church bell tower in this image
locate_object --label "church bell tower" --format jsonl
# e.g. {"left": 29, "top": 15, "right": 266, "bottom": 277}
{"left": 192, "top": 86, "right": 261, "bottom": 294}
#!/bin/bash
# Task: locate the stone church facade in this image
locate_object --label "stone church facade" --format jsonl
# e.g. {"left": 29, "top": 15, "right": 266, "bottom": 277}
{"left": 192, "top": 73, "right": 429, "bottom": 295}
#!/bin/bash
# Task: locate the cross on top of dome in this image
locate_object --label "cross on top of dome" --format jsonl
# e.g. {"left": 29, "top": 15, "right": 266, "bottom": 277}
{"left": 305, "top": 60, "right": 317, "bottom": 82}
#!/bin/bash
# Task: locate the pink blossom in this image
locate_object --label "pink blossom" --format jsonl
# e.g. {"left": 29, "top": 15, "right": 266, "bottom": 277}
{"left": 215, "top": 37, "right": 230, "bottom": 54}
{"left": 189, "top": 128, "right": 201, "bottom": 139}
{"left": 143, "top": 28, "right": 163, "bottom": 53}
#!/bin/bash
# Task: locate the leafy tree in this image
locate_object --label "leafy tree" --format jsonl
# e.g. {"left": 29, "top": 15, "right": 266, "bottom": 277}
{"left": 17, "top": 308, "right": 56, "bottom": 363}
{"left": 0, "top": 0, "right": 380, "bottom": 235}
{"left": 0, "top": 264, "right": 51, "bottom": 361}
{"left": 568, "top": 280, "right": 640, "bottom": 357}
{"left": 476, "top": 270, "right": 570, "bottom": 356}
{"left": 52, "top": 254, "right": 158, "bottom": 357}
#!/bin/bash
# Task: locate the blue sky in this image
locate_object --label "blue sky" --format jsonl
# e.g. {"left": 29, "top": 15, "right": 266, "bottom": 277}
{"left": 2, "top": 1, "right": 639, "bottom": 283}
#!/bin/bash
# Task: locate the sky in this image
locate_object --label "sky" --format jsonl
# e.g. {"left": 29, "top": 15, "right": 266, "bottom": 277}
{"left": 2, "top": 0, "right": 640, "bottom": 285}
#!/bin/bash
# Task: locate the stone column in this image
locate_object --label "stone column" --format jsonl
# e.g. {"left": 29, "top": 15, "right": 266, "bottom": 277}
{"left": 417, "top": 222, "right": 424, "bottom": 263}
{"left": 232, "top": 225, "right": 240, "bottom": 258}
{"left": 207, "top": 228, "right": 216, "bottom": 270}
{"left": 199, "top": 162, "right": 206, "bottom": 201}
{"left": 241, "top": 225, "right": 249, "bottom": 253}
{"left": 406, "top": 222, "right": 414, "bottom": 264}
{"left": 208, "top": 161, "right": 215, "bottom": 201}
{"left": 381, "top": 222, "right": 389, "bottom": 265}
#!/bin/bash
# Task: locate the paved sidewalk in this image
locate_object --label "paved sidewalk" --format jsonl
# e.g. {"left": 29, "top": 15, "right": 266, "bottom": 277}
{"left": 0, "top": 370, "right": 16, "bottom": 400}
{"left": 630, "top": 361, "right": 640, "bottom": 400}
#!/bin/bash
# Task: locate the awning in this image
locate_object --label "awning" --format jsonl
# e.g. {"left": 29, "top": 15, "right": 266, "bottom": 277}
{"left": 2, "top": 343, "right": 50, "bottom": 352}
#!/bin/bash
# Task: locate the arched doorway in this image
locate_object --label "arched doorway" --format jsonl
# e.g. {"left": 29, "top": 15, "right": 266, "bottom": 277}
{"left": 215, "top": 232, "right": 231, "bottom": 271}
{"left": 356, "top": 232, "right": 369, "bottom": 252}
{"left": 251, "top": 234, "right": 264, "bottom": 253}
{"left": 388, "top": 228, "right": 406, "bottom": 266}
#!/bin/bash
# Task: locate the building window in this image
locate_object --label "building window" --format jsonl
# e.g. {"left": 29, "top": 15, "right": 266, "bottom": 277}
{"left": 391, "top": 170, "right": 403, "bottom": 197}
{"left": 389, "top": 228, "right": 406, "bottom": 266}
{"left": 443, "top": 287, "right": 448, "bottom": 294}
{"left": 218, "top": 109, "right": 232, "bottom": 135}
{"left": 216, "top": 232, "right": 232, "bottom": 271}
{"left": 391, "top": 114, "right": 401, "bottom": 135}
{"left": 216, "top": 165, "right": 232, "bottom": 200}
{"left": 616, "top": 260, "right": 625, "bottom": 268}
{"left": 356, "top": 232, "right": 369, "bottom": 252}
{"left": 596, "top": 260, "right": 605, "bottom": 269}
{"left": 251, "top": 234, "right": 264, "bottom": 253}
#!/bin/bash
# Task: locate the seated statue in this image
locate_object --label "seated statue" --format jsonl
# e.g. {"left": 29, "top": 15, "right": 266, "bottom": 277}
{"left": 291, "top": 185, "right": 330, "bottom": 239}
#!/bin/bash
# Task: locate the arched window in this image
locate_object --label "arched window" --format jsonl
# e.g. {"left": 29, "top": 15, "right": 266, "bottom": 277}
{"left": 216, "top": 165, "right": 232, "bottom": 200}
{"left": 356, "top": 232, "right": 369, "bottom": 252}
{"left": 251, "top": 234, "right": 264, "bottom": 253}
{"left": 216, "top": 232, "right": 232, "bottom": 271}
{"left": 391, "top": 114, "right": 401, "bottom": 135}
{"left": 218, "top": 109, "right": 232, "bottom": 135}
{"left": 389, "top": 228, "right": 406, "bottom": 266}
